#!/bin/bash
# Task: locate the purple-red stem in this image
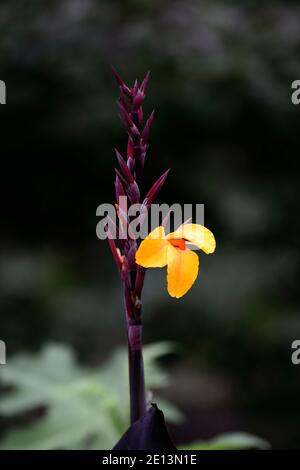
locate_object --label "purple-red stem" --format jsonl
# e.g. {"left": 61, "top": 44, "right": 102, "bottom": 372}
{"left": 124, "top": 284, "right": 146, "bottom": 423}
{"left": 127, "top": 322, "right": 146, "bottom": 423}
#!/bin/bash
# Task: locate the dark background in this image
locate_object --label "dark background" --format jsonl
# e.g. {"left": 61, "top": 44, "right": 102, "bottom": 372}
{"left": 1, "top": 0, "right": 300, "bottom": 448}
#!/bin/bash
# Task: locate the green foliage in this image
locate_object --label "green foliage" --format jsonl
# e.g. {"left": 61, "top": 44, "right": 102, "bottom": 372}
{"left": 180, "top": 432, "right": 270, "bottom": 450}
{"left": 0, "top": 342, "right": 183, "bottom": 450}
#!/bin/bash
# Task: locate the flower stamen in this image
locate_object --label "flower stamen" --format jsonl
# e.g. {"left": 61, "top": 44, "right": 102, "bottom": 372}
{"left": 168, "top": 238, "right": 186, "bottom": 250}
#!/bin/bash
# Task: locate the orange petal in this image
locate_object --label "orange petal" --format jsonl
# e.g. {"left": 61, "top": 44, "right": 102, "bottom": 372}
{"left": 169, "top": 223, "right": 216, "bottom": 254}
{"left": 167, "top": 245, "right": 199, "bottom": 298}
{"left": 135, "top": 226, "right": 169, "bottom": 268}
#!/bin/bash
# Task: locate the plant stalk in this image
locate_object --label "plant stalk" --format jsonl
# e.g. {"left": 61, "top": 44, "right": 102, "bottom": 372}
{"left": 111, "top": 70, "right": 160, "bottom": 425}
{"left": 124, "top": 282, "right": 146, "bottom": 423}
{"left": 127, "top": 322, "right": 146, "bottom": 423}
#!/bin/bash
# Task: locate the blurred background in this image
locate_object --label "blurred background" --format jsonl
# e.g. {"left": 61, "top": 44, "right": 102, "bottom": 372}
{"left": 1, "top": 0, "right": 300, "bottom": 449}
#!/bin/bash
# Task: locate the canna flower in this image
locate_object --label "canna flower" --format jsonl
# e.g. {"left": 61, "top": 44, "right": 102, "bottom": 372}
{"left": 135, "top": 223, "right": 216, "bottom": 298}
{"left": 109, "top": 69, "right": 216, "bottom": 446}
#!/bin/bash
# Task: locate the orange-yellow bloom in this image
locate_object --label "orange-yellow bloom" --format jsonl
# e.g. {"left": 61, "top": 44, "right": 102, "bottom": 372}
{"left": 135, "top": 224, "right": 216, "bottom": 298}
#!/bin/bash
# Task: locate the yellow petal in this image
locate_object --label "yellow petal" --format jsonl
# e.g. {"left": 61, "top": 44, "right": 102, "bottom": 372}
{"left": 167, "top": 245, "right": 199, "bottom": 298}
{"left": 145, "top": 226, "right": 166, "bottom": 240}
{"left": 169, "top": 223, "right": 216, "bottom": 254}
{"left": 135, "top": 226, "right": 169, "bottom": 268}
